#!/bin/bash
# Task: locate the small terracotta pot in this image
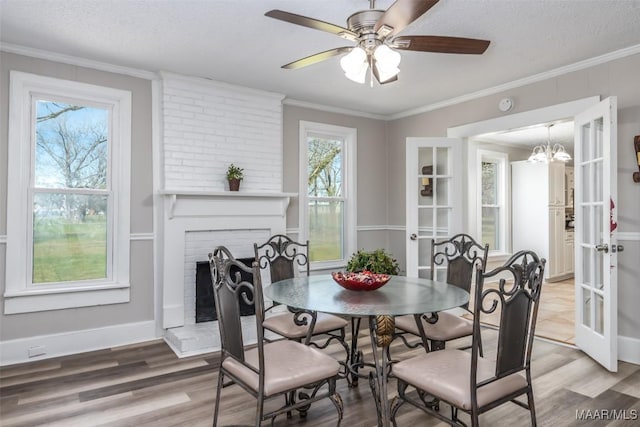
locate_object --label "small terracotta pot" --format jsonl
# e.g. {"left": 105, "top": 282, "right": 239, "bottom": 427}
{"left": 228, "top": 179, "right": 241, "bottom": 191}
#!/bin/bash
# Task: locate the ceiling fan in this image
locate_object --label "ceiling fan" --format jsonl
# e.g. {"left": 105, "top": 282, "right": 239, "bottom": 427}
{"left": 265, "top": 0, "right": 490, "bottom": 85}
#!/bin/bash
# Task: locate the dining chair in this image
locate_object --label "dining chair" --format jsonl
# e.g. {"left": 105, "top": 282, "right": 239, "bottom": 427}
{"left": 390, "top": 250, "right": 546, "bottom": 427}
{"left": 254, "top": 235, "right": 350, "bottom": 377}
{"left": 395, "top": 233, "right": 489, "bottom": 354}
{"left": 210, "top": 246, "right": 344, "bottom": 426}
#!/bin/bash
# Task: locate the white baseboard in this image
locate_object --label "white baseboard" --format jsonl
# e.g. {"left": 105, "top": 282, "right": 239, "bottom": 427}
{"left": 618, "top": 335, "right": 640, "bottom": 365}
{"left": 0, "top": 320, "right": 158, "bottom": 366}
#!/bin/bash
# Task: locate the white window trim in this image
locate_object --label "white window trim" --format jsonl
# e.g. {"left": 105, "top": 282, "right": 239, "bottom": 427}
{"left": 299, "top": 121, "right": 357, "bottom": 270}
{"left": 4, "top": 71, "right": 131, "bottom": 314}
{"left": 476, "top": 149, "right": 509, "bottom": 255}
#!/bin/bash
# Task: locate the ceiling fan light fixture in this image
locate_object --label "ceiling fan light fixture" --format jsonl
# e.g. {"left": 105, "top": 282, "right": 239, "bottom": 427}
{"left": 373, "top": 44, "right": 401, "bottom": 81}
{"left": 340, "top": 47, "right": 368, "bottom": 83}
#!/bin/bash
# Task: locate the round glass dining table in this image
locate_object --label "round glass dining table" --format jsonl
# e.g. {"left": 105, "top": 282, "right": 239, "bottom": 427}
{"left": 264, "top": 274, "right": 469, "bottom": 427}
{"left": 264, "top": 274, "right": 469, "bottom": 317}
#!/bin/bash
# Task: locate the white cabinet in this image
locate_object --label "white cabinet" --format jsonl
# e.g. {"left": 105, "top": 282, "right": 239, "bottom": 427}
{"left": 565, "top": 166, "right": 574, "bottom": 208}
{"left": 549, "top": 162, "right": 566, "bottom": 206}
{"left": 512, "top": 161, "right": 568, "bottom": 280}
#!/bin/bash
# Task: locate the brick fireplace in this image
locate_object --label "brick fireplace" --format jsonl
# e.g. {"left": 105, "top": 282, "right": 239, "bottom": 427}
{"left": 158, "top": 73, "right": 293, "bottom": 357}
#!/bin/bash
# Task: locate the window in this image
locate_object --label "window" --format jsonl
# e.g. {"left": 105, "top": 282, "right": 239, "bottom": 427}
{"left": 4, "top": 71, "right": 131, "bottom": 313}
{"left": 299, "top": 121, "right": 356, "bottom": 268}
{"left": 477, "top": 150, "right": 508, "bottom": 254}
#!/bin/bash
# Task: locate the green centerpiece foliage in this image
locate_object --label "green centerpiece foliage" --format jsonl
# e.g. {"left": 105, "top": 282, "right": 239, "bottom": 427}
{"left": 346, "top": 249, "right": 400, "bottom": 275}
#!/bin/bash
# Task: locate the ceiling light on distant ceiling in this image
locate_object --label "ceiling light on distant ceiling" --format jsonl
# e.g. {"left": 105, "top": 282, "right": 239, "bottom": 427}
{"left": 528, "top": 124, "right": 572, "bottom": 163}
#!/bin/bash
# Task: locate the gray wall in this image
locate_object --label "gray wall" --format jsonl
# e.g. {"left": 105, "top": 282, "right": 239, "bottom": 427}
{"left": 0, "top": 52, "right": 154, "bottom": 341}
{"left": 386, "top": 52, "right": 640, "bottom": 339}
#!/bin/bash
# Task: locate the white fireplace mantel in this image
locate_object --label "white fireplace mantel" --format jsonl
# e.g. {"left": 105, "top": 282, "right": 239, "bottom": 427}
{"left": 159, "top": 190, "right": 297, "bottom": 219}
{"left": 160, "top": 190, "right": 297, "bottom": 330}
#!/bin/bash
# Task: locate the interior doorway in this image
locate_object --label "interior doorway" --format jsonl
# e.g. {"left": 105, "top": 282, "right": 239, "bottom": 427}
{"left": 447, "top": 97, "right": 600, "bottom": 346}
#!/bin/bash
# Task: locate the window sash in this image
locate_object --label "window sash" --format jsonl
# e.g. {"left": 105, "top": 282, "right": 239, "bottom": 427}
{"left": 299, "top": 121, "right": 356, "bottom": 268}
{"left": 477, "top": 150, "right": 508, "bottom": 254}
{"left": 4, "top": 71, "right": 131, "bottom": 313}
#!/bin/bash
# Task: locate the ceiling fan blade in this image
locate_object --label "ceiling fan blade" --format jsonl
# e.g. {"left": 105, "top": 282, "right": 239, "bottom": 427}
{"left": 374, "top": 0, "right": 440, "bottom": 38}
{"left": 282, "top": 47, "right": 353, "bottom": 70}
{"left": 392, "top": 35, "right": 490, "bottom": 54}
{"left": 371, "top": 57, "right": 399, "bottom": 85}
{"left": 265, "top": 10, "right": 358, "bottom": 41}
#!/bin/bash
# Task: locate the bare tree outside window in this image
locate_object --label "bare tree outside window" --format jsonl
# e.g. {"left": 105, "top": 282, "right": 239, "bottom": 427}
{"left": 32, "top": 100, "right": 110, "bottom": 283}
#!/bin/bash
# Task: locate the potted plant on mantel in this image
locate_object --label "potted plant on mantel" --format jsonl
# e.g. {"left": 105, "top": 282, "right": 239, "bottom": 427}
{"left": 226, "top": 163, "right": 244, "bottom": 191}
{"left": 346, "top": 248, "right": 400, "bottom": 275}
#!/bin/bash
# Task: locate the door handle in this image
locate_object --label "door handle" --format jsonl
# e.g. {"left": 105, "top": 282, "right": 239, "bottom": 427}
{"left": 611, "top": 244, "right": 624, "bottom": 253}
{"left": 595, "top": 243, "right": 609, "bottom": 253}
{"left": 410, "top": 233, "right": 417, "bottom": 241}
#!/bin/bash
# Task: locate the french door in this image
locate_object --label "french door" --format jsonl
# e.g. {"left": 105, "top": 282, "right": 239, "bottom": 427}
{"left": 406, "top": 138, "right": 462, "bottom": 279}
{"left": 574, "top": 97, "right": 619, "bottom": 372}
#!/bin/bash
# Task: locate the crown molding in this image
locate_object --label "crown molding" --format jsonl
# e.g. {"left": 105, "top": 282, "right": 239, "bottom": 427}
{"left": 390, "top": 43, "right": 640, "bottom": 120}
{"left": 4, "top": 41, "right": 639, "bottom": 121}
{"left": 0, "top": 42, "right": 158, "bottom": 80}
{"left": 283, "top": 98, "right": 387, "bottom": 121}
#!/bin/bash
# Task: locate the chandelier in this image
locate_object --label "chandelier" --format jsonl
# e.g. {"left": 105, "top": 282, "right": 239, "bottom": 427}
{"left": 528, "top": 124, "right": 572, "bottom": 163}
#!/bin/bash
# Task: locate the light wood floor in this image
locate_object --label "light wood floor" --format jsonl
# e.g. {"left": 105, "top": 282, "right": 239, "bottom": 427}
{"left": 1, "top": 326, "right": 638, "bottom": 427}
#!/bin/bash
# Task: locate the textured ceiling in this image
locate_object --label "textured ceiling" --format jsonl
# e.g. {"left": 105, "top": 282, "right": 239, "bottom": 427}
{"left": 1, "top": 0, "right": 640, "bottom": 116}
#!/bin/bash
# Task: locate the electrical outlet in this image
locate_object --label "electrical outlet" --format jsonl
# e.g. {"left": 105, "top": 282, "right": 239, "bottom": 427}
{"left": 28, "top": 345, "right": 46, "bottom": 358}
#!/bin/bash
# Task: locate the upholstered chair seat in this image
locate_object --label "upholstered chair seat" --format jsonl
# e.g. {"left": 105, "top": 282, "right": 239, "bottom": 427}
{"left": 223, "top": 340, "right": 341, "bottom": 397}
{"left": 393, "top": 349, "right": 527, "bottom": 410}
{"left": 394, "top": 312, "right": 473, "bottom": 342}
{"left": 263, "top": 312, "right": 349, "bottom": 339}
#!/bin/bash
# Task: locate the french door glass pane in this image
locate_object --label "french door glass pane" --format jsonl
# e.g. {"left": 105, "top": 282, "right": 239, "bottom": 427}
{"left": 582, "top": 287, "right": 591, "bottom": 327}
{"left": 595, "top": 293, "right": 604, "bottom": 334}
{"left": 32, "top": 193, "right": 108, "bottom": 283}
{"left": 435, "top": 147, "right": 449, "bottom": 175}
{"left": 418, "top": 147, "right": 433, "bottom": 175}
{"left": 594, "top": 118, "right": 603, "bottom": 158}
{"left": 35, "top": 100, "right": 109, "bottom": 189}
{"left": 308, "top": 200, "right": 343, "bottom": 262}
{"left": 435, "top": 178, "right": 449, "bottom": 206}
{"left": 417, "top": 236, "right": 433, "bottom": 273}
{"left": 436, "top": 208, "right": 450, "bottom": 236}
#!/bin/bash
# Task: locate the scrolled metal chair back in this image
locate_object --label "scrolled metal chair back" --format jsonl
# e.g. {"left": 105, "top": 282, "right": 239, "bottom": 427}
{"left": 209, "top": 246, "right": 265, "bottom": 365}
{"left": 254, "top": 234, "right": 310, "bottom": 283}
{"left": 471, "top": 250, "right": 546, "bottom": 383}
{"left": 431, "top": 234, "right": 489, "bottom": 309}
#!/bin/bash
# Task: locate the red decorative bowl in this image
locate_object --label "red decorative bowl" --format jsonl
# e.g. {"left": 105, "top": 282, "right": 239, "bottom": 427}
{"left": 331, "top": 271, "right": 391, "bottom": 291}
